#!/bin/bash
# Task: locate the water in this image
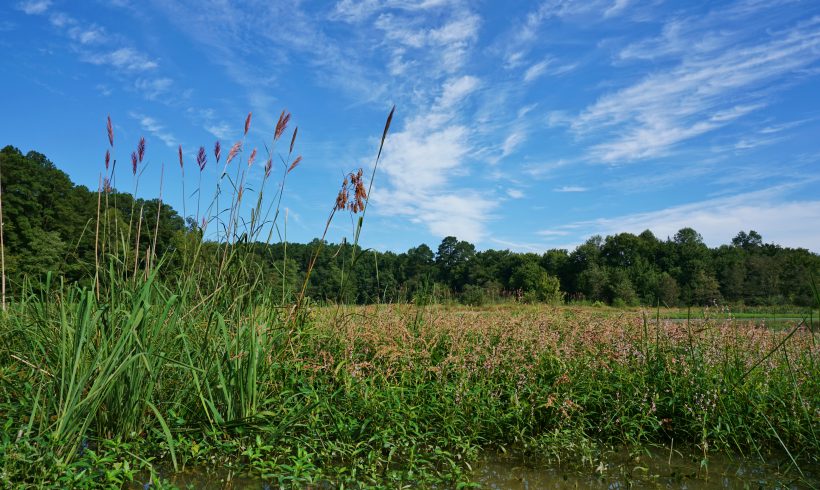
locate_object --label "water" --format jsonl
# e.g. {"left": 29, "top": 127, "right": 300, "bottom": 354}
{"left": 470, "top": 448, "right": 817, "bottom": 489}
{"left": 138, "top": 448, "right": 817, "bottom": 489}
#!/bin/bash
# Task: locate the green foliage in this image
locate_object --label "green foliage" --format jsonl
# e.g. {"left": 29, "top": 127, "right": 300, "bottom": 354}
{"left": 511, "top": 261, "right": 564, "bottom": 304}
{"left": 2, "top": 145, "right": 819, "bottom": 307}
{"left": 460, "top": 283, "right": 486, "bottom": 306}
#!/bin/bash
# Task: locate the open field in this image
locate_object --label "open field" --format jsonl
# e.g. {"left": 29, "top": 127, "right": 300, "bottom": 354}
{"left": 2, "top": 296, "right": 818, "bottom": 488}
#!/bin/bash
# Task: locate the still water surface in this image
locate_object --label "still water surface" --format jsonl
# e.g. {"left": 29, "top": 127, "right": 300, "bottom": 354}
{"left": 471, "top": 448, "right": 816, "bottom": 489}
{"left": 146, "top": 447, "right": 817, "bottom": 489}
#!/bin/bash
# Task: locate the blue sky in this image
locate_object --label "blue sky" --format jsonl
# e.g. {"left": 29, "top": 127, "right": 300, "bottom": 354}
{"left": 3, "top": 0, "right": 820, "bottom": 253}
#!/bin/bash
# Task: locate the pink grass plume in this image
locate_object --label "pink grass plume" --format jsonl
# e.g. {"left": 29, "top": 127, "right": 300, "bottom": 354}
{"left": 196, "top": 146, "right": 207, "bottom": 171}
{"left": 106, "top": 115, "right": 114, "bottom": 147}
{"left": 137, "top": 137, "right": 146, "bottom": 163}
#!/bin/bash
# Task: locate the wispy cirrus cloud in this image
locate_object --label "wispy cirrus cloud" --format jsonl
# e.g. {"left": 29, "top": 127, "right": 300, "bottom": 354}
{"left": 372, "top": 9, "right": 480, "bottom": 75}
{"left": 19, "top": 3, "right": 163, "bottom": 80}
{"left": 537, "top": 229, "right": 571, "bottom": 237}
{"left": 554, "top": 185, "right": 588, "bottom": 192}
{"left": 548, "top": 184, "right": 820, "bottom": 251}
{"left": 134, "top": 77, "right": 172, "bottom": 99}
{"left": 331, "top": 0, "right": 458, "bottom": 23}
{"left": 523, "top": 57, "right": 577, "bottom": 83}
{"left": 500, "top": 0, "right": 631, "bottom": 69}
{"left": 572, "top": 15, "right": 820, "bottom": 163}
{"left": 16, "top": 0, "right": 51, "bottom": 15}
{"left": 129, "top": 112, "right": 178, "bottom": 148}
{"left": 83, "top": 47, "right": 158, "bottom": 72}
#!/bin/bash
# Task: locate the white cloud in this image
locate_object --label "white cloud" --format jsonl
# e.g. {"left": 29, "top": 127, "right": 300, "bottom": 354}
{"left": 17, "top": 0, "right": 50, "bottom": 15}
{"left": 523, "top": 57, "right": 576, "bottom": 82}
{"left": 437, "top": 75, "right": 480, "bottom": 108}
{"left": 69, "top": 25, "right": 106, "bottom": 45}
{"left": 618, "top": 19, "right": 729, "bottom": 62}
{"left": 373, "top": 10, "right": 480, "bottom": 73}
{"left": 134, "top": 77, "right": 173, "bottom": 99}
{"left": 759, "top": 118, "right": 813, "bottom": 134}
{"left": 331, "top": 0, "right": 381, "bottom": 22}
{"left": 574, "top": 16, "right": 820, "bottom": 162}
{"left": 523, "top": 159, "right": 573, "bottom": 178}
{"left": 537, "top": 229, "right": 571, "bottom": 237}
{"left": 500, "top": 129, "right": 526, "bottom": 158}
{"left": 376, "top": 187, "right": 496, "bottom": 243}
{"left": 46, "top": 12, "right": 107, "bottom": 46}
{"left": 523, "top": 59, "right": 551, "bottom": 82}
{"left": 565, "top": 186, "right": 820, "bottom": 251}
{"left": 517, "top": 103, "right": 538, "bottom": 118}
{"left": 84, "top": 47, "right": 159, "bottom": 72}
{"left": 554, "top": 185, "right": 588, "bottom": 192}
{"left": 373, "top": 72, "right": 495, "bottom": 242}
{"left": 734, "top": 136, "right": 782, "bottom": 150}
{"left": 490, "top": 238, "right": 544, "bottom": 253}
{"left": 130, "top": 112, "right": 178, "bottom": 148}
{"left": 604, "top": 0, "right": 632, "bottom": 18}
{"left": 387, "top": 47, "right": 410, "bottom": 75}
{"left": 501, "top": 0, "right": 620, "bottom": 68}
{"left": 48, "top": 12, "right": 72, "bottom": 27}
{"left": 331, "top": 0, "right": 455, "bottom": 22}
{"left": 507, "top": 188, "right": 525, "bottom": 199}
{"left": 380, "top": 123, "right": 469, "bottom": 190}
{"left": 429, "top": 14, "right": 479, "bottom": 44}
{"left": 205, "top": 122, "right": 233, "bottom": 140}
{"left": 505, "top": 50, "right": 526, "bottom": 69}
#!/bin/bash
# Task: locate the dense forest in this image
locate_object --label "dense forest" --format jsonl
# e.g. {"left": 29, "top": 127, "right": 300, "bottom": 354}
{"left": 1, "top": 144, "right": 818, "bottom": 307}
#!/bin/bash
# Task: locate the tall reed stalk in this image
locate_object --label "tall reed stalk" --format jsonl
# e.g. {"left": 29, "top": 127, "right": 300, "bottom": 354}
{"left": 0, "top": 158, "right": 6, "bottom": 311}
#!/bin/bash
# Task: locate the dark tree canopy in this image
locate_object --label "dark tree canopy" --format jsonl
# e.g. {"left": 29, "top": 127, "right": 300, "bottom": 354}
{"left": 2, "top": 145, "right": 819, "bottom": 307}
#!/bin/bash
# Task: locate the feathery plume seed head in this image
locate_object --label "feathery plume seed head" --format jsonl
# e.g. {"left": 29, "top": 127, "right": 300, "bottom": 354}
{"left": 214, "top": 140, "right": 222, "bottom": 163}
{"left": 137, "top": 137, "right": 146, "bottom": 163}
{"left": 274, "top": 110, "right": 291, "bottom": 141}
{"left": 334, "top": 168, "right": 366, "bottom": 213}
{"left": 105, "top": 149, "right": 110, "bottom": 170}
{"left": 287, "top": 155, "right": 302, "bottom": 174}
{"left": 201, "top": 216, "right": 207, "bottom": 231}
{"left": 289, "top": 127, "right": 298, "bottom": 154}
{"left": 244, "top": 112, "right": 252, "bottom": 136}
{"left": 352, "top": 169, "right": 367, "bottom": 213}
{"left": 103, "top": 177, "right": 112, "bottom": 194}
{"left": 131, "top": 151, "right": 138, "bottom": 175}
{"left": 335, "top": 184, "right": 348, "bottom": 212}
{"left": 226, "top": 141, "right": 242, "bottom": 165}
{"left": 248, "top": 147, "right": 257, "bottom": 167}
{"left": 106, "top": 115, "right": 114, "bottom": 147}
{"left": 196, "top": 146, "right": 207, "bottom": 171}
{"left": 178, "top": 145, "right": 183, "bottom": 169}
{"left": 264, "top": 158, "right": 272, "bottom": 178}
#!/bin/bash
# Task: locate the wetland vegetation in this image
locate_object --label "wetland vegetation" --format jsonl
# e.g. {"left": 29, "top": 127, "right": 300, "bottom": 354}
{"left": 0, "top": 111, "right": 818, "bottom": 488}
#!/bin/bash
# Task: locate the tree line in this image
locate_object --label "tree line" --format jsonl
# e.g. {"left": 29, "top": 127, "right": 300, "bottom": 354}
{"left": 2, "top": 145, "right": 818, "bottom": 307}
